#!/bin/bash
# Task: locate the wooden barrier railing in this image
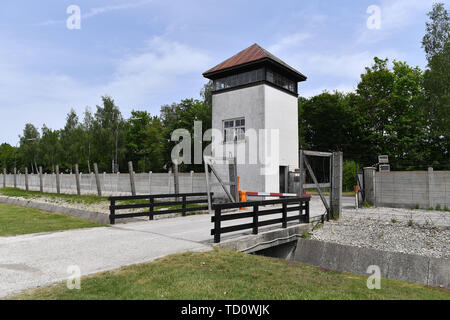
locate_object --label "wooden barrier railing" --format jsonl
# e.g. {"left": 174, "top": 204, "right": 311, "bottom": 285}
{"left": 109, "top": 192, "right": 212, "bottom": 224}
{"left": 211, "top": 196, "right": 311, "bottom": 243}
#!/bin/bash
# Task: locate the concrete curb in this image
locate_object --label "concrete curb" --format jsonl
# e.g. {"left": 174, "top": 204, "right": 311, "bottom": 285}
{"left": 0, "top": 195, "right": 110, "bottom": 224}
{"left": 217, "top": 224, "right": 311, "bottom": 253}
{"left": 294, "top": 239, "right": 449, "bottom": 288}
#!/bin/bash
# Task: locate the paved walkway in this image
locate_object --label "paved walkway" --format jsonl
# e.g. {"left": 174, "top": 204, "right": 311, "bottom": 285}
{"left": 0, "top": 196, "right": 348, "bottom": 298}
{"left": 0, "top": 215, "right": 216, "bottom": 298}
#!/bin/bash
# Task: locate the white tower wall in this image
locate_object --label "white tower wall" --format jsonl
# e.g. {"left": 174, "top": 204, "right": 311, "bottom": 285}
{"left": 211, "top": 84, "right": 298, "bottom": 193}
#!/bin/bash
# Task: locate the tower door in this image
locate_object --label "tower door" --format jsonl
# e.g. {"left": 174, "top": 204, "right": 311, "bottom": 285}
{"left": 279, "top": 166, "right": 288, "bottom": 193}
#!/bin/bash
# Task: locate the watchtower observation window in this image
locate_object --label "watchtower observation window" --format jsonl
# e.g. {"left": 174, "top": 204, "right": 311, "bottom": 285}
{"left": 223, "top": 118, "right": 245, "bottom": 142}
{"left": 213, "top": 69, "right": 263, "bottom": 91}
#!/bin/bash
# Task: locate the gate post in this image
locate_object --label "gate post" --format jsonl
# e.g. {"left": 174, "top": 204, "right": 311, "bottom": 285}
{"left": 330, "top": 152, "right": 343, "bottom": 219}
{"left": 299, "top": 150, "right": 304, "bottom": 196}
{"left": 363, "top": 167, "right": 376, "bottom": 206}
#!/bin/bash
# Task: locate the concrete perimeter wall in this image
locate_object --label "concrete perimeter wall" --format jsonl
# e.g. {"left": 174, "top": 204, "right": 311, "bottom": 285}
{"left": 364, "top": 168, "right": 450, "bottom": 209}
{"left": 1, "top": 171, "right": 207, "bottom": 196}
{"left": 294, "top": 239, "right": 449, "bottom": 288}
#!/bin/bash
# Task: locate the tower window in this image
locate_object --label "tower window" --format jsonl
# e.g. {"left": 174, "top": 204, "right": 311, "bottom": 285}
{"left": 213, "top": 69, "right": 263, "bottom": 91}
{"left": 266, "top": 69, "right": 297, "bottom": 93}
{"left": 223, "top": 118, "right": 245, "bottom": 142}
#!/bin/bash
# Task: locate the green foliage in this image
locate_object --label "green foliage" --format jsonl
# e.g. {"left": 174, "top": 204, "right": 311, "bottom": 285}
{"left": 422, "top": 3, "right": 450, "bottom": 63}
{"left": 342, "top": 160, "right": 359, "bottom": 192}
{"left": 160, "top": 98, "right": 211, "bottom": 172}
{"left": 300, "top": 231, "right": 312, "bottom": 239}
{"left": 422, "top": 3, "right": 450, "bottom": 171}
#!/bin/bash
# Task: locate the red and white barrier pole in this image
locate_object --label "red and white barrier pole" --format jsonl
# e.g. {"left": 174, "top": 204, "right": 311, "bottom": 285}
{"left": 245, "top": 192, "right": 311, "bottom": 197}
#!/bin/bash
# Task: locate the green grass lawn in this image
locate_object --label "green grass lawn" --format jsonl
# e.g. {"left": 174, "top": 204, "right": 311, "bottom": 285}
{"left": 0, "top": 188, "right": 207, "bottom": 215}
{"left": 11, "top": 249, "right": 449, "bottom": 300}
{"left": 0, "top": 203, "right": 104, "bottom": 236}
{"left": 0, "top": 187, "right": 106, "bottom": 205}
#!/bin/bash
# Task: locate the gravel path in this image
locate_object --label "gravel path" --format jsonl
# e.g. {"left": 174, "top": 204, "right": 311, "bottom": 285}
{"left": 312, "top": 207, "right": 450, "bottom": 259}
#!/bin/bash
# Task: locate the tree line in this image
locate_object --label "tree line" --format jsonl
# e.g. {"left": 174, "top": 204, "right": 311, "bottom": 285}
{"left": 0, "top": 3, "right": 448, "bottom": 174}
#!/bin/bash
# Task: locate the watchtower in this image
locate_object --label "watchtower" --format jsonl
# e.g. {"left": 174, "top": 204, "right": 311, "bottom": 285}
{"left": 203, "top": 44, "right": 306, "bottom": 193}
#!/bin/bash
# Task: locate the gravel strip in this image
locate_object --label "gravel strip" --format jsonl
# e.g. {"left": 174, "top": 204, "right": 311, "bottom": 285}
{"left": 312, "top": 208, "right": 450, "bottom": 259}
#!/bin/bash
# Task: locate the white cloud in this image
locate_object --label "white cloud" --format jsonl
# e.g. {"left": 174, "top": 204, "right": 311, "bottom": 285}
{"left": 0, "top": 37, "right": 211, "bottom": 144}
{"left": 267, "top": 33, "right": 312, "bottom": 55}
{"left": 274, "top": 43, "right": 403, "bottom": 81}
{"left": 358, "top": 0, "right": 435, "bottom": 44}
{"left": 300, "top": 83, "right": 357, "bottom": 99}
{"left": 100, "top": 37, "right": 212, "bottom": 108}
{"left": 39, "top": 0, "right": 153, "bottom": 26}
{"left": 82, "top": 0, "right": 153, "bottom": 19}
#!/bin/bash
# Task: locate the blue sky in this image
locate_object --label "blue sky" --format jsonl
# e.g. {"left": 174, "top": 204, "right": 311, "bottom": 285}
{"left": 0, "top": 0, "right": 445, "bottom": 145}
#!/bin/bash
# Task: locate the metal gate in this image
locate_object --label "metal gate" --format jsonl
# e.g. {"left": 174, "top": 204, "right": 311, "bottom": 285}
{"left": 296, "top": 150, "right": 343, "bottom": 220}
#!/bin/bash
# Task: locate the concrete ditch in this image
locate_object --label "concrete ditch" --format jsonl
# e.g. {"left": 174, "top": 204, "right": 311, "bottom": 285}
{"left": 293, "top": 238, "right": 449, "bottom": 288}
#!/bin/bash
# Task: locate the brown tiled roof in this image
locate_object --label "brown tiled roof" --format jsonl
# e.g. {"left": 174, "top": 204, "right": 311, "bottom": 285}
{"left": 203, "top": 43, "right": 306, "bottom": 80}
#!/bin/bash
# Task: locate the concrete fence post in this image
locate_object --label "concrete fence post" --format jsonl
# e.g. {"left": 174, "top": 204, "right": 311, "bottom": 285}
{"left": 94, "top": 163, "right": 102, "bottom": 197}
{"left": 149, "top": 171, "right": 152, "bottom": 194}
{"left": 427, "top": 167, "right": 434, "bottom": 209}
{"left": 75, "top": 164, "right": 81, "bottom": 195}
{"left": 116, "top": 172, "right": 120, "bottom": 194}
{"left": 190, "top": 170, "right": 194, "bottom": 193}
{"left": 363, "top": 167, "right": 376, "bottom": 206}
{"left": 103, "top": 172, "right": 106, "bottom": 193}
{"left": 128, "top": 161, "right": 136, "bottom": 196}
{"left": 13, "top": 167, "right": 17, "bottom": 188}
{"left": 331, "top": 152, "right": 343, "bottom": 219}
{"left": 168, "top": 168, "right": 172, "bottom": 194}
{"left": 25, "top": 167, "right": 29, "bottom": 191}
{"left": 173, "top": 161, "right": 180, "bottom": 196}
{"left": 2, "top": 168, "right": 6, "bottom": 188}
{"left": 55, "top": 165, "right": 60, "bottom": 194}
{"left": 299, "top": 150, "right": 305, "bottom": 196}
{"left": 39, "top": 166, "right": 43, "bottom": 193}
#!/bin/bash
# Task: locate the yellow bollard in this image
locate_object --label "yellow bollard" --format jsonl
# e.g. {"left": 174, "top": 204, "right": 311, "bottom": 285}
{"left": 239, "top": 190, "right": 247, "bottom": 210}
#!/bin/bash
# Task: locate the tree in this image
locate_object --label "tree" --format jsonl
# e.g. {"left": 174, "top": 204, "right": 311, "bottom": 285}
{"left": 82, "top": 107, "right": 95, "bottom": 173}
{"left": 19, "top": 123, "right": 40, "bottom": 173}
{"left": 126, "top": 110, "right": 153, "bottom": 172}
{"left": 356, "top": 58, "right": 428, "bottom": 169}
{"left": 0, "top": 143, "right": 16, "bottom": 172}
{"left": 38, "top": 125, "right": 61, "bottom": 172}
{"left": 422, "top": 2, "right": 450, "bottom": 63}
{"left": 160, "top": 98, "right": 211, "bottom": 172}
{"left": 60, "top": 109, "right": 83, "bottom": 172}
{"left": 142, "top": 117, "right": 165, "bottom": 172}
{"left": 422, "top": 2, "right": 450, "bottom": 168}
{"left": 92, "top": 96, "right": 125, "bottom": 172}
{"left": 299, "top": 91, "right": 362, "bottom": 157}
